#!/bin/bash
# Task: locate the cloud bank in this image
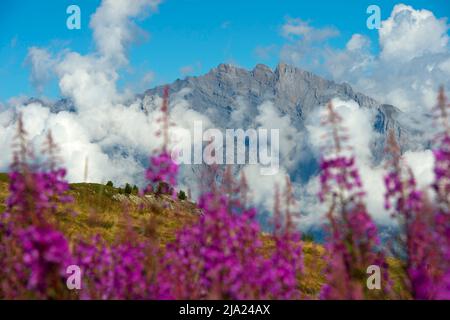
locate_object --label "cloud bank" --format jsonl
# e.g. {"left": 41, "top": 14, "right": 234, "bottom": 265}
{"left": 281, "top": 4, "right": 450, "bottom": 115}
{"left": 0, "top": 0, "right": 208, "bottom": 187}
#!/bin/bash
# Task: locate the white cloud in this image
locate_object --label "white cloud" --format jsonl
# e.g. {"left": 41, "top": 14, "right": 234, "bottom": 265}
{"left": 231, "top": 100, "right": 307, "bottom": 214}
{"left": 55, "top": 53, "right": 120, "bottom": 113}
{"left": 346, "top": 34, "right": 370, "bottom": 52}
{"left": 439, "top": 58, "right": 450, "bottom": 73}
{"left": 279, "top": 5, "right": 450, "bottom": 117}
{"left": 281, "top": 18, "right": 339, "bottom": 41}
{"left": 241, "top": 164, "right": 290, "bottom": 213}
{"left": 379, "top": 4, "right": 449, "bottom": 62}
{"left": 230, "top": 96, "right": 250, "bottom": 125}
{"left": 280, "top": 18, "right": 339, "bottom": 68}
{"left": 346, "top": 5, "right": 449, "bottom": 114}
{"left": 304, "top": 99, "right": 393, "bottom": 224}
{"left": 179, "top": 62, "right": 202, "bottom": 76}
{"left": 26, "top": 47, "right": 56, "bottom": 92}
{"left": 254, "top": 45, "right": 277, "bottom": 60}
{"left": 306, "top": 98, "right": 376, "bottom": 162}
{"left": 141, "top": 71, "right": 155, "bottom": 85}
{"left": 0, "top": 0, "right": 191, "bottom": 187}
{"left": 256, "top": 101, "right": 304, "bottom": 171}
{"left": 180, "top": 65, "right": 194, "bottom": 75}
{"left": 90, "top": 0, "right": 161, "bottom": 66}
{"left": 323, "top": 35, "right": 373, "bottom": 81}
{"left": 403, "top": 150, "right": 435, "bottom": 189}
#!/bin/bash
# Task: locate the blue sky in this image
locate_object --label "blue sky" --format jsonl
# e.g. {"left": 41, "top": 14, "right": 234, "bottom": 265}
{"left": 0, "top": 0, "right": 449, "bottom": 101}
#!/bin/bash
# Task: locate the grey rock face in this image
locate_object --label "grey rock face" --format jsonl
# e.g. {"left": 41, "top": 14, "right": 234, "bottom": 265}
{"left": 142, "top": 63, "right": 412, "bottom": 185}
{"left": 144, "top": 63, "right": 401, "bottom": 134}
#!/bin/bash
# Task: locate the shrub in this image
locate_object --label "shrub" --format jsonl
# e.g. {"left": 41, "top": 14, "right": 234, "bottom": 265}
{"left": 177, "top": 190, "right": 187, "bottom": 200}
{"left": 155, "top": 181, "right": 173, "bottom": 196}
{"left": 124, "top": 183, "right": 132, "bottom": 195}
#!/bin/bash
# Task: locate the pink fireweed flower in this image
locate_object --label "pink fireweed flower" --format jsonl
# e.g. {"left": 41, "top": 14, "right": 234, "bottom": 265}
{"left": 5, "top": 127, "right": 72, "bottom": 227}
{"left": 74, "top": 237, "right": 154, "bottom": 300}
{"left": 6, "top": 170, "right": 70, "bottom": 224}
{"left": 384, "top": 128, "right": 449, "bottom": 299}
{"left": 146, "top": 151, "right": 179, "bottom": 187}
{"left": 0, "top": 120, "right": 73, "bottom": 299}
{"left": 155, "top": 184, "right": 303, "bottom": 300}
{"left": 319, "top": 102, "right": 387, "bottom": 300}
{"left": 267, "top": 230, "right": 303, "bottom": 299}
{"left": 145, "top": 86, "right": 179, "bottom": 194}
{"left": 424, "top": 88, "right": 450, "bottom": 299}
{"left": 433, "top": 88, "right": 450, "bottom": 216}
{"left": 19, "top": 226, "right": 72, "bottom": 294}
{"left": 319, "top": 156, "right": 364, "bottom": 202}
{"left": 269, "top": 179, "right": 303, "bottom": 299}
{"left": 155, "top": 192, "right": 264, "bottom": 299}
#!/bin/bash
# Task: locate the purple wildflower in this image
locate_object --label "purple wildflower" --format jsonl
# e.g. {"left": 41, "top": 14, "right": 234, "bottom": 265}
{"left": 155, "top": 176, "right": 303, "bottom": 300}
{"left": 146, "top": 151, "right": 179, "bottom": 187}
{"left": 74, "top": 237, "right": 154, "bottom": 300}
{"left": 0, "top": 119, "right": 73, "bottom": 299}
{"left": 319, "top": 102, "right": 387, "bottom": 300}
{"left": 384, "top": 127, "right": 448, "bottom": 299}
{"left": 145, "top": 86, "right": 179, "bottom": 194}
{"left": 19, "top": 226, "right": 72, "bottom": 294}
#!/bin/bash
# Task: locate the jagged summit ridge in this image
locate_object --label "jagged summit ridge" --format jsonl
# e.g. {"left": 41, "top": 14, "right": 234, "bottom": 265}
{"left": 144, "top": 63, "right": 398, "bottom": 133}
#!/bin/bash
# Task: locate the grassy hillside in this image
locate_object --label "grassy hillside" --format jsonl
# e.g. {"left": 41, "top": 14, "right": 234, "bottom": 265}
{"left": 0, "top": 173, "right": 8, "bottom": 213}
{"left": 0, "top": 173, "right": 411, "bottom": 298}
{"left": 0, "top": 173, "right": 327, "bottom": 297}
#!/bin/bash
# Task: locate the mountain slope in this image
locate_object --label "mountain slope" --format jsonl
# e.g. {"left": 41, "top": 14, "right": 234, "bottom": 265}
{"left": 142, "top": 63, "right": 410, "bottom": 187}
{"left": 144, "top": 63, "right": 401, "bottom": 135}
{"left": 17, "top": 63, "right": 415, "bottom": 199}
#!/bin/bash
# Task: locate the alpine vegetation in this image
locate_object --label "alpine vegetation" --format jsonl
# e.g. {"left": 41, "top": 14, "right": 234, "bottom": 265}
{"left": 0, "top": 88, "right": 449, "bottom": 300}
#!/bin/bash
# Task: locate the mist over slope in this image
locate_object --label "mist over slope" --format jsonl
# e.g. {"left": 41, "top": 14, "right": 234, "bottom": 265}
{"left": 144, "top": 63, "right": 430, "bottom": 229}
{"left": 145, "top": 62, "right": 406, "bottom": 169}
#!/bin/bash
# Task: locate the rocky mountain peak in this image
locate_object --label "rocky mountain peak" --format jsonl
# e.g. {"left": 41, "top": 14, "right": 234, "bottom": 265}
{"left": 252, "top": 64, "right": 274, "bottom": 83}
{"left": 144, "top": 63, "right": 400, "bottom": 130}
{"left": 275, "top": 62, "right": 289, "bottom": 75}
